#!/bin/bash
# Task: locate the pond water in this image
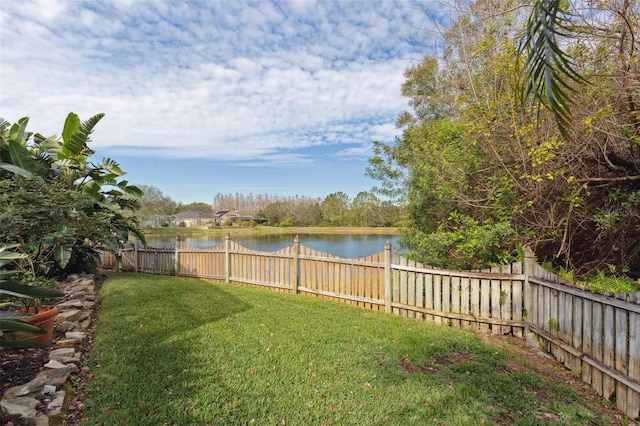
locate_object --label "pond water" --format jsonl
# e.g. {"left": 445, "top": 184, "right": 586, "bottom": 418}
{"left": 145, "top": 233, "right": 401, "bottom": 259}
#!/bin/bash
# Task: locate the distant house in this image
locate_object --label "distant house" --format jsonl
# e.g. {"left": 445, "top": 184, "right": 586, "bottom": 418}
{"left": 213, "top": 209, "right": 266, "bottom": 225}
{"left": 171, "top": 210, "right": 217, "bottom": 228}
{"left": 213, "top": 209, "right": 240, "bottom": 223}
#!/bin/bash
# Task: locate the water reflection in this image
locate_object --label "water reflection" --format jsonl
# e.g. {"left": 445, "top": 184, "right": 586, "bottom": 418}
{"left": 145, "top": 233, "right": 399, "bottom": 259}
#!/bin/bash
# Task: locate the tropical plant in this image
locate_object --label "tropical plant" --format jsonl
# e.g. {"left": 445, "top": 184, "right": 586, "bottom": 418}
{"left": 0, "top": 113, "right": 145, "bottom": 280}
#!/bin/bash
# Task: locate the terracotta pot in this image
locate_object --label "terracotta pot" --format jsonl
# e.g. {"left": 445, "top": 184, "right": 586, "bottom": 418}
{"left": 9, "top": 305, "right": 59, "bottom": 346}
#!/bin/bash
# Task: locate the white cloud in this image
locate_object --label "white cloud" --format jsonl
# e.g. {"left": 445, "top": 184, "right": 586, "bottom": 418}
{"left": 0, "top": 0, "right": 447, "bottom": 166}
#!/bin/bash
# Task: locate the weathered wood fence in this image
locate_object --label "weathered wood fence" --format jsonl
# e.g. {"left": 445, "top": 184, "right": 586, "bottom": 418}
{"left": 99, "top": 236, "right": 640, "bottom": 419}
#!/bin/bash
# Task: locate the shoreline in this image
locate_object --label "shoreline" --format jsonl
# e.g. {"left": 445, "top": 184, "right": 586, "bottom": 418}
{"left": 142, "top": 226, "right": 399, "bottom": 237}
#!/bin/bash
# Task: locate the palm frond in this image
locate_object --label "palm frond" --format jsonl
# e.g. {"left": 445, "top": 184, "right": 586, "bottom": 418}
{"left": 518, "top": 0, "right": 587, "bottom": 139}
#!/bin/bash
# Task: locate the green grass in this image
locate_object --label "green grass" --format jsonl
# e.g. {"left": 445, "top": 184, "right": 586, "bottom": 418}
{"left": 81, "top": 273, "right": 620, "bottom": 425}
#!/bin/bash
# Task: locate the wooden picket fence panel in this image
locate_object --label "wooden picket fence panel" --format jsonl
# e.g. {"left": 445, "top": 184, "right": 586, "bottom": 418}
{"left": 298, "top": 245, "right": 386, "bottom": 311}
{"left": 390, "top": 255, "right": 525, "bottom": 337}
{"left": 98, "top": 237, "right": 640, "bottom": 419}
{"left": 525, "top": 252, "right": 640, "bottom": 420}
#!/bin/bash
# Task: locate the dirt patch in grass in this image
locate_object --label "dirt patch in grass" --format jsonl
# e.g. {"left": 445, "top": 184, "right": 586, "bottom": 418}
{"left": 399, "top": 357, "right": 438, "bottom": 374}
{"left": 478, "top": 333, "right": 633, "bottom": 425}
{"left": 393, "top": 332, "right": 634, "bottom": 425}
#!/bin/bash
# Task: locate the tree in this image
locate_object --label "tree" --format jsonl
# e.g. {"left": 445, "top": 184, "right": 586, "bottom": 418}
{"left": 176, "top": 202, "right": 212, "bottom": 213}
{"left": 257, "top": 201, "right": 292, "bottom": 226}
{"left": 136, "top": 185, "right": 177, "bottom": 226}
{"left": 321, "top": 192, "right": 351, "bottom": 226}
{"left": 350, "top": 191, "right": 378, "bottom": 226}
{"left": 368, "top": 0, "right": 639, "bottom": 275}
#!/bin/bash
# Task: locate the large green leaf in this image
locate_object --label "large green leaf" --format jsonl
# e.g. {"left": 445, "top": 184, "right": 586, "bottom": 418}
{"left": 8, "top": 140, "right": 40, "bottom": 174}
{"left": 82, "top": 179, "right": 102, "bottom": 201}
{"left": 0, "top": 245, "right": 27, "bottom": 268}
{"left": 120, "top": 181, "right": 143, "bottom": 197}
{"left": 98, "top": 157, "right": 124, "bottom": 177}
{"left": 53, "top": 244, "right": 73, "bottom": 269}
{"left": 8, "top": 117, "right": 29, "bottom": 146}
{"left": 0, "top": 288, "right": 35, "bottom": 299}
{"left": 0, "top": 318, "right": 45, "bottom": 334}
{"left": 56, "top": 113, "right": 104, "bottom": 167}
{"left": 0, "top": 162, "right": 33, "bottom": 177}
{"left": 61, "top": 112, "right": 81, "bottom": 149}
{"left": 0, "top": 311, "right": 32, "bottom": 321}
{"left": 0, "top": 281, "right": 65, "bottom": 299}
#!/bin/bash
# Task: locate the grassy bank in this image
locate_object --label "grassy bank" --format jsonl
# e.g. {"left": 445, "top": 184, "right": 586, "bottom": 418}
{"left": 142, "top": 226, "right": 398, "bottom": 238}
{"left": 81, "top": 273, "right": 625, "bottom": 425}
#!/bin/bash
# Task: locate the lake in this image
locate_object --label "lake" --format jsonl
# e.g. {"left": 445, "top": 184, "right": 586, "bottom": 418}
{"left": 145, "top": 233, "right": 401, "bottom": 259}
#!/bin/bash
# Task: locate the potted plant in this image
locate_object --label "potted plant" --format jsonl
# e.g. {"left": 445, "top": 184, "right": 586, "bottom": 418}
{"left": 0, "top": 244, "right": 64, "bottom": 347}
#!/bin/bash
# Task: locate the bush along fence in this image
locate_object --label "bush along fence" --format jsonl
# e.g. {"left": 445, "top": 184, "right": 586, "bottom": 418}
{"left": 99, "top": 236, "right": 640, "bottom": 419}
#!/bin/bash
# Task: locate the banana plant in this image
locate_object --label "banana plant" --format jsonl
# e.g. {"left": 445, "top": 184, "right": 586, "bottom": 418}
{"left": 0, "top": 113, "right": 145, "bottom": 279}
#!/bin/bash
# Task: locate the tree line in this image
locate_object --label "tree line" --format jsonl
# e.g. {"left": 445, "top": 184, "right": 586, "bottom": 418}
{"left": 137, "top": 187, "right": 402, "bottom": 227}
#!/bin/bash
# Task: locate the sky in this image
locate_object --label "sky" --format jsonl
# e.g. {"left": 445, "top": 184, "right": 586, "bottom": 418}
{"left": 0, "top": 0, "right": 451, "bottom": 204}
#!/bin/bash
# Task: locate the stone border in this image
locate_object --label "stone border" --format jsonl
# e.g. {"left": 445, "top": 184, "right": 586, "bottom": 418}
{"left": 1, "top": 274, "right": 99, "bottom": 426}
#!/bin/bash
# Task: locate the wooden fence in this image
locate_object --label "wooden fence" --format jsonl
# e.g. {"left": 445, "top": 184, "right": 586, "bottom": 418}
{"left": 524, "top": 249, "right": 640, "bottom": 420}
{"left": 99, "top": 236, "right": 640, "bottom": 419}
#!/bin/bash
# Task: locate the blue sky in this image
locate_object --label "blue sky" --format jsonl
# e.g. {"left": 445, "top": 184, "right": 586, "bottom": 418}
{"left": 0, "top": 0, "right": 450, "bottom": 204}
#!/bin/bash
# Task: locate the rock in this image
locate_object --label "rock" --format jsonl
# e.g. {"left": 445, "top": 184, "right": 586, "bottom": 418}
{"left": 49, "top": 348, "right": 75, "bottom": 361}
{"left": 37, "top": 365, "right": 76, "bottom": 388}
{"left": 3, "top": 273, "right": 98, "bottom": 424}
{"left": 42, "top": 385, "right": 56, "bottom": 395}
{"left": 55, "top": 309, "right": 80, "bottom": 323}
{"left": 72, "top": 277, "right": 94, "bottom": 289}
{"left": 0, "top": 397, "right": 38, "bottom": 425}
{"left": 52, "top": 356, "right": 81, "bottom": 365}
{"left": 2, "top": 376, "right": 47, "bottom": 399}
{"left": 43, "top": 360, "right": 66, "bottom": 370}
{"left": 65, "top": 331, "right": 86, "bottom": 340}
{"left": 46, "top": 391, "right": 65, "bottom": 417}
{"left": 54, "top": 339, "right": 81, "bottom": 348}
{"left": 41, "top": 363, "right": 78, "bottom": 380}
{"left": 56, "top": 321, "right": 75, "bottom": 332}
{"left": 56, "top": 300, "right": 84, "bottom": 310}
{"left": 36, "top": 412, "right": 49, "bottom": 426}
{"left": 69, "top": 290, "right": 87, "bottom": 300}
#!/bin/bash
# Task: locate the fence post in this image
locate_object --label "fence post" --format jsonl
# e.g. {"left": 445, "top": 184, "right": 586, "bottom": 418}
{"left": 134, "top": 239, "right": 140, "bottom": 273}
{"left": 523, "top": 246, "right": 535, "bottom": 335}
{"left": 116, "top": 248, "right": 122, "bottom": 272}
{"left": 225, "top": 233, "right": 231, "bottom": 283}
{"left": 292, "top": 235, "right": 300, "bottom": 294}
{"left": 384, "top": 240, "right": 392, "bottom": 313}
{"left": 174, "top": 234, "right": 181, "bottom": 276}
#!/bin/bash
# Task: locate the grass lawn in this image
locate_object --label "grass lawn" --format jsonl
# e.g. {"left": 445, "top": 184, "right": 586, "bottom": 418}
{"left": 81, "top": 273, "right": 626, "bottom": 425}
